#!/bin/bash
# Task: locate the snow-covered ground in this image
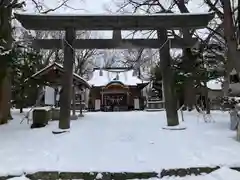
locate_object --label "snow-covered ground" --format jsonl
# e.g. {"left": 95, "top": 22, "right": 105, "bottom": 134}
{"left": 1, "top": 109, "right": 240, "bottom": 179}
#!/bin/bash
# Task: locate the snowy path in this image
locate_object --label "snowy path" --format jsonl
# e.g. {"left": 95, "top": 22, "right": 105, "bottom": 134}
{"left": 0, "top": 110, "right": 240, "bottom": 176}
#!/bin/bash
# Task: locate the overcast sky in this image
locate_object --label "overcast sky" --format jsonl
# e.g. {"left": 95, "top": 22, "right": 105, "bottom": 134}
{"left": 23, "top": 0, "right": 208, "bottom": 14}
{"left": 24, "top": 0, "right": 114, "bottom": 14}
{"left": 19, "top": 0, "right": 209, "bottom": 39}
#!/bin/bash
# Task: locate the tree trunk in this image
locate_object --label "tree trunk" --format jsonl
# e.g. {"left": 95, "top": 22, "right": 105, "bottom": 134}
{"left": 158, "top": 29, "right": 179, "bottom": 126}
{"left": 223, "top": 56, "right": 231, "bottom": 96}
{"left": 7, "top": 68, "right": 12, "bottom": 120}
{"left": 220, "top": 0, "right": 240, "bottom": 74}
{"left": 238, "top": 0, "right": 240, "bottom": 44}
{"left": 0, "top": 1, "right": 13, "bottom": 124}
{"left": 0, "top": 69, "right": 11, "bottom": 124}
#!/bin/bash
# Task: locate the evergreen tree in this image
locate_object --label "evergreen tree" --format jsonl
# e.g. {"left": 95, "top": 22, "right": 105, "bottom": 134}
{"left": 11, "top": 45, "right": 43, "bottom": 112}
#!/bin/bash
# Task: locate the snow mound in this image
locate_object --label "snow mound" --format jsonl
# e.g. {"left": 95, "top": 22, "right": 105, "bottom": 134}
{"left": 7, "top": 176, "right": 30, "bottom": 180}
{"left": 162, "top": 124, "right": 187, "bottom": 130}
{"left": 207, "top": 78, "right": 223, "bottom": 90}
{"left": 208, "top": 167, "right": 240, "bottom": 180}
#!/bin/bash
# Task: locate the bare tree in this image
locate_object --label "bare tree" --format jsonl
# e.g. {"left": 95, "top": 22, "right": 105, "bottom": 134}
{"left": 202, "top": 0, "right": 240, "bottom": 87}
{"left": 0, "top": 0, "right": 86, "bottom": 124}
{"left": 219, "top": 0, "right": 240, "bottom": 72}
{"left": 74, "top": 31, "right": 100, "bottom": 76}
{"left": 121, "top": 48, "right": 154, "bottom": 78}
{"left": 25, "top": 0, "right": 85, "bottom": 14}
{"left": 96, "top": 49, "right": 124, "bottom": 68}
{"left": 21, "top": 29, "right": 100, "bottom": 77}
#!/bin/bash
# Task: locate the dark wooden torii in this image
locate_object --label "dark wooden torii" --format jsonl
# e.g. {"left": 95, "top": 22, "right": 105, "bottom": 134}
{"left": 15, "top": 12, "right": 214, "bottom": 129}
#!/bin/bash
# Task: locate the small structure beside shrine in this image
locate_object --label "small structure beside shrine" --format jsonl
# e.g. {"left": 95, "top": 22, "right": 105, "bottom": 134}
{"left": 88, "top": 67, "right": 149, "bottom": 111}
{"left": 25, "top": 62, "right": 90, "bottom": 127}
{"left": 29, "top": 62, "right": 90, "bottom": 112}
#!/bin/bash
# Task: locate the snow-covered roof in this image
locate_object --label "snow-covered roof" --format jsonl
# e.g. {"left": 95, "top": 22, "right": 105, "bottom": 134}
{"left": 16, "top": 12, "right": 214, "bottom": 17}
{"left": 88, "top": 69, "right": 149, "bottom": 87}
{"left": 28, "top": 62, "right": 90, "bottom": 88}
{"left": 207, "top": 77, "right": 223, "bottom": 90}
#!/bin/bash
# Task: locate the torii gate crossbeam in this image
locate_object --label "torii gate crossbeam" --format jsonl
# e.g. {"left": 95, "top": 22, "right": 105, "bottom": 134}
{"left": 32, "top": 38, "right": 198, "bottom": 49}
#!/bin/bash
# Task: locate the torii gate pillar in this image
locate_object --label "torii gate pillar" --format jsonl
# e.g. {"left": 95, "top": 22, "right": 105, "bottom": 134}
{"left": 59, "top": 28, "right": 75, "bottom": 129}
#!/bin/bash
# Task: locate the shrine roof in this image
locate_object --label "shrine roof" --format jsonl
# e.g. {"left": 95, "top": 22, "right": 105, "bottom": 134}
{"left": 14, "top": 12, "right": 214, "bottom": 30}
{"left": 29, "top": 62, "right": 91, "bottom": 88}
{"left": 88, "top": 68, "right": 149, "bottom": 87}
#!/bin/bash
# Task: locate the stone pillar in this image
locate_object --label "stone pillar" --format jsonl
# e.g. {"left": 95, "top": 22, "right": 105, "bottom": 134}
{"left": 112, "top": 30, "right": 122, "bottom": 40}
{"left": 59, "top": 28, "right": 75, "bottom": 129}
{"left": 161, "top": 80, "right": 165, "bottom": 102}
{"left": 79, "top": 87, "right": 84, "bottom": 117}
{"left": 237, "top": 123, "right": 240, "bottom": 141}
{"left": 157, "top": 29, "right": 179, "bottom": 126}
{"left": 71, "top": 85, "right": 78, "bottom": 120}
{"left": 72, "top": 86, "right": 76, "bottom": 115}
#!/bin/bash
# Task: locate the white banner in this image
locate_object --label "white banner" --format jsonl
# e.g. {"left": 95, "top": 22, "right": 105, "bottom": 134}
{"left": 44, "top": 86, "right": 55, "bottom": 105}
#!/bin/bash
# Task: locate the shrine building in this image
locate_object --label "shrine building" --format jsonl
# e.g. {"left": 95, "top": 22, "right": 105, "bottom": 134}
{"left": 87, "top": 67, "right": 149, "bottom": 111}
{"left": 28, "top": 62, "right": 90, "bottom": 109}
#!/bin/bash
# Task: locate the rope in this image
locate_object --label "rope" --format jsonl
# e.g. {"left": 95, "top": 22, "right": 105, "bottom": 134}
{"left": 62, "top": 37, "right": 170, "bottom": 61}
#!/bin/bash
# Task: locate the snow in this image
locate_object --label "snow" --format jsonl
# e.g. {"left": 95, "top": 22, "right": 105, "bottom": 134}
{"left": 33, "top": 106, "right": 52, "bottom": 111}
{"left": 162, "top": 124, "right": 187, "bottom": 130}
{"left": 147, "top": 101, "right": 164, "bottom": 103}
{"left": 96, "top": 173, "right": 103, "bottom": 179}
{"left": 15, "top": 12, "right": 214, "bottom": 17}
{"left": 28, "top": 62, "right": 90, "bottom": 88}
{"left": 1, "top": 109, "right": 240, "bottom": 177}
{"left": 208, "top": 167, "right": 240, "bottom": 180}
{"left": 88, "top": 69, "right": 148, "bottom": 86}
{"left": 207, "top": 78, "right": 223, "bottom": 90}
{"left": 7, "top": 176, "right": 30, "bottom": 180}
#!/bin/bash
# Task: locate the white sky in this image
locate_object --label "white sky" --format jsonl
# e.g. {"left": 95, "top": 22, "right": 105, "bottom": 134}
{"left": 23, "top": 0, "right": 208, "bottom": 13}
{"left": 24, "top": 0, "right": 114, "bottom": 14}
{"left": 20, "top": 0, "right": 210, "bottom": 39}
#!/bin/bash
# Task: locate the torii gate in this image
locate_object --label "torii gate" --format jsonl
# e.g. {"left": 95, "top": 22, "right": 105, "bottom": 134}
{"left": 15, "top": 12, "right": 214, "bottom": 129}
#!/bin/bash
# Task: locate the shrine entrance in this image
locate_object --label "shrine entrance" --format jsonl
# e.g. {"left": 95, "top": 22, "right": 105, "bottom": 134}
{"left": 15, "top": 12, "right": 214, "bottom": 129}
{"left": 101, "top": 81, "right": 129, "bottom": 111}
